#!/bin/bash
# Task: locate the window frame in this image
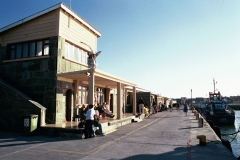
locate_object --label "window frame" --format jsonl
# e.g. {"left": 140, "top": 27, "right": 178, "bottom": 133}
{"left": 78, "top": 85, "right": 89, "bottom": 104}
{"left": 65, "top": 41, "right": 88, "bottom": 65}
{"left": 7, "top": 39, "right": 49, "bottom": 60}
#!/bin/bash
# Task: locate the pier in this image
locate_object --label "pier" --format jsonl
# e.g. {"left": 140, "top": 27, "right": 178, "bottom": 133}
{"left": 0, "top": 108, "right": 236, "bottom": 159}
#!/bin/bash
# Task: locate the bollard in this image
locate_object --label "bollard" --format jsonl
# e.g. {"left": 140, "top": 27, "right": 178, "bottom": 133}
{"left": 196, "top": 135, "right": 206, "bottom": 146}
{"left": 198, "top": 118, "right": 203, "bottom": 127}
{"left": 196, "top": 113, "right": 199, "bottom": 120}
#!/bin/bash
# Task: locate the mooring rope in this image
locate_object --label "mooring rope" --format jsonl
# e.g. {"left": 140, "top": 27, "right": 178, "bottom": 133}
{"left": 221, "top": 129, "right": 240, "bottom": 143}
{"left": 221, "top": 130, "right": 240, "bottom": 136}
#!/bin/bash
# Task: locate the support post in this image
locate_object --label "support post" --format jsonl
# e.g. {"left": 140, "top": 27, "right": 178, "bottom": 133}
{"left": 196, "top": 135, "right": 206, "bottom": 146}
{"left": 196, "top": 113, "right": 199, "bottom": 120}
{"left": 88, "top": 68, "right": 95, "bottom": 105}
{"left": 198, "top": 118, "right": 203, "bottom": 127}
{"left": 73, "top": 80, "right": 79, "bottom": 120}
{"left": 117, "top": 82, "right": 122, "bottom": 119}
{"left": 133, "top": 86, "right": 136, "bottom": 115}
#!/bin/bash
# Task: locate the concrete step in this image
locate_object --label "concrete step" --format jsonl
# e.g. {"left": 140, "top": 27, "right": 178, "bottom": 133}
{"left": 102, "top": 124, "right": 117, "bottom": 134}
{"left": 132, "top": 114, "right": 145, "bottom": 122}
{"left": 132, "top": 118, "right": 142, "bottom": 122}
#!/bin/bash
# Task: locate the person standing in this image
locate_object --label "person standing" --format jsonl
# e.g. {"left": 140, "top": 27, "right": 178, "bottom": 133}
{"left": 183, "top": 103, "right": 188, "bottom": 116}
{"left": 138, "top": 97, "right": 145, "bottom": 114}
{"left": 158, "top": 102, "right": 162, "bottom": 112}
{"left": 152, "top": 101, "right": 157, "bottom": 113}
{"left": 176, "top": 102, "right": 180, "bottom": 112}
{"left": 169, "top": 100, "right": 173, "bottom": 112}
{"left": 84, "top": 104, "right": 95, "bottom": 139}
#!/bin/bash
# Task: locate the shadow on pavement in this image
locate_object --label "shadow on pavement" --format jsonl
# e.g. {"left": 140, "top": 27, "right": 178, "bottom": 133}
{"left": 121, "top": 144, "right": 236, "bottom": 160}
{"left": 0, "top": 131, "right": 80, "bottom": 148}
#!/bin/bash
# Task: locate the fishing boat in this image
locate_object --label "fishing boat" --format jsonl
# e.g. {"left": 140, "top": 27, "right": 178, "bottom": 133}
{"left": 203, "top": 79, "right": 235, "bottom": 125}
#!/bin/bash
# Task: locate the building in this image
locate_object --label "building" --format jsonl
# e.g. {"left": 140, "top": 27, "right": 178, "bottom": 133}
{"left": 0, "top": 3, "right": 141, "bottom": 132}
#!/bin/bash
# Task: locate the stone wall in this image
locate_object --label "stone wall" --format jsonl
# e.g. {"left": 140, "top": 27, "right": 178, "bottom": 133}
{"left": 56, "top": 80, "right": 74, "bottom": 123}
{"left": 0, "top": 36, "right": 58, "bottom": 123}
{"left": 0, "top": 79, "right": 45, "bottom": 133}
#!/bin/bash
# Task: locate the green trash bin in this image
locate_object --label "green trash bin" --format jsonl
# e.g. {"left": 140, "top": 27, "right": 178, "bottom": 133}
{"left": 23, "top": 115, "right": 38, "bottom": 136}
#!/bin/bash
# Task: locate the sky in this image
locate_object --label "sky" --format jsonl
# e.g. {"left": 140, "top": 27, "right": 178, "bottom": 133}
{"left": 0, "top": 0, "right": 240, "bottom": 98}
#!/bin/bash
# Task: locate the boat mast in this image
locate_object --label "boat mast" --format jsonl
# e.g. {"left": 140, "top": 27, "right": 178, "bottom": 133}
{"left": 213, "top": 78, "right": 217, "bottom": 94}
{"left": 213, "top": 78, "right": 216, "bottom": 93}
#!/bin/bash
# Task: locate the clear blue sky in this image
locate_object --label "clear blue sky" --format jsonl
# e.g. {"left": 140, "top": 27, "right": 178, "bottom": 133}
{"left": 0, "top": 0, "right": 240, "bottom": 98}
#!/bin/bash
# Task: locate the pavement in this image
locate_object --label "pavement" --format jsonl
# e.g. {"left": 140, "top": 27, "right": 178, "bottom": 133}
{"left": 0, "top": 108, "right": 237, "bottom": 160}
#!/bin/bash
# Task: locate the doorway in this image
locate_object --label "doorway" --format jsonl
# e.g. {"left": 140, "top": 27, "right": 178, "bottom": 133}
{"left": 110, "top": 94, "right": 113, "bottom": 112}
{"left": 63, "top": 89, "right": 72, "bottom": 121}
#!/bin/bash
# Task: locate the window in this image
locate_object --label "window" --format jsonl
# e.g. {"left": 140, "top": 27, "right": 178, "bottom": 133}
{"left": 65, "top": 41, "right": 88, "bottom": 65}
{"left": 82, "top": 50, "right": 87, "bottom": 64}
{"left": 96, "top": 88, "right": 105, "bottom": 105}
{"left": 36, "top": 41, "right": 42, "bottom": 56}
{"left": 7, "top": 39, "right": 49, "bottom": 60}
{"left": 44, "top": 40, "right": 49, "bottom": 56}
{"left": 78, "top": 86, "right": 89, "bottom": 104}
{"left": 74, "top": 47, "right": 79, "bottom": 62}
{"left": 22, "top": 43, "right": 29, "bottom": 58}
{"left": 16, "top": 44, "right": 22, "bottom": 59}
{"left": 29, "top": 42, "right": 35, "bottom": 57}
{"left": 10, "top": 45, "right": 15, "bottom": 60}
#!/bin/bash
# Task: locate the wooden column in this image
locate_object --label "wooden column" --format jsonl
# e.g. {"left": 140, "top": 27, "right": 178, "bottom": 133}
{"left": 133, "top": 86, "right": 136, "bottom": 115}
{"left": 73, "top": 80, "right": 79, "bottom": 116}
{"left": 117, "top": 82, "right": 122, "bottom": 119}
{"left": 88, "top": 69, "right": 95, "bottom": 105}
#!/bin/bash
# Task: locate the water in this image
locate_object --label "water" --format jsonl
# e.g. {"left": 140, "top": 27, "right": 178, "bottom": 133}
{"left": 219, "top": 111, "right": 240, "bottom": 158}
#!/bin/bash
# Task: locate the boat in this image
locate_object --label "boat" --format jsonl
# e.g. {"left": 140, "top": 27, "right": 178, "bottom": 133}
{"left": 203, "top": 79, "right": 235, "bottom": 125}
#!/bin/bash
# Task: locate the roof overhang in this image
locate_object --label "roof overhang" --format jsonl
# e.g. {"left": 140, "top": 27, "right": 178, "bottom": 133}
{"left": 57, "top": 69, "right": 137, "bottom": 88}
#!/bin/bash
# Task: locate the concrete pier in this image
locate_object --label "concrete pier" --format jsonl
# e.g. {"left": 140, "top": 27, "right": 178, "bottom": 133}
{"left": 0, "top": 109, "right": 236, "bottom": 160}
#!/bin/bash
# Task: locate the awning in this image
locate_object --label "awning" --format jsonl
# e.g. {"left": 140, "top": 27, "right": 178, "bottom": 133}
{"left": 57, "top": 69, "right": 137, "bottom": 88}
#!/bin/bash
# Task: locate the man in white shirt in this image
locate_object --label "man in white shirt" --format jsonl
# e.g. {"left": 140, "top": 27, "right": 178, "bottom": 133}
{"left": 84, "top": 104, "right": 95, "bottom": 139}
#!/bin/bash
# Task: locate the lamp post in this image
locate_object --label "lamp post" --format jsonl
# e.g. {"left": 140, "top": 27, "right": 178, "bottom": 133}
{"left": 80, "top": 41, "right": 101, "bottom": 69}
{"left": 80, "top": 41, "right": 101, "bottom": 105}
{"left": 191, "top": 89, "right": 192, "bottom": 109}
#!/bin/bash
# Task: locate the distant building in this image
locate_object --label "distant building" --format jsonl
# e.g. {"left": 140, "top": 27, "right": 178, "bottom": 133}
{"left": 230, "top": 96, "right": 240, "bottom": 101}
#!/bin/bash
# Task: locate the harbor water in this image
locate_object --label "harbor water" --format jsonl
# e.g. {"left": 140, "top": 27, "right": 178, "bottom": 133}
{"left": 219, "top": 110, "right": 240, "bottom": 158}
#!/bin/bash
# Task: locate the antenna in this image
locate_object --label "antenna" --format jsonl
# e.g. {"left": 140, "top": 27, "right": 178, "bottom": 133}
{"left": 70, "top": 0, "right": 71, "bottom": 9}
{"left": 213, "top": 78, "right": 215, "bottom": 93}
{"left": 213, "top": 78, "right": 218, "bottom": 93}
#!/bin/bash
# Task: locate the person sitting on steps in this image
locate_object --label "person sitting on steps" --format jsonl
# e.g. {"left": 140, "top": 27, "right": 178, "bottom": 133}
{"left": 92, "top": 114, "right": 105, "bottom": 136}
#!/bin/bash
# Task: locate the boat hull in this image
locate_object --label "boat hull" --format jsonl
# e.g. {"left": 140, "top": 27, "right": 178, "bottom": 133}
{"left": 204, "top": 112, "right": 235, "bottom": 125}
